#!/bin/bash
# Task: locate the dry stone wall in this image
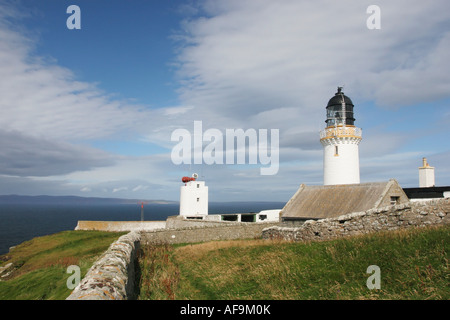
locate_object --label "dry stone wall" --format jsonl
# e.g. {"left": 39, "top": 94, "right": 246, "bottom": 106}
{"left": 262, "top": 198, "right": 450, "bottom": 241}
{"left": 75, "top": 220, "right": 166, "bottom": 232}
{"left": 66, "top": 231, "right": 141, "bottom": 300}
{"left": 141, "top": 221, "right": 278, "bottom": 245}
{"left": 66, "top": 222, "right": 277, "bottom": 300}
{"left": 65, "top": 199, "right": 449, "bottom": 300}
{"left": 165, "top": 215, "right": 236, "bottom": 229}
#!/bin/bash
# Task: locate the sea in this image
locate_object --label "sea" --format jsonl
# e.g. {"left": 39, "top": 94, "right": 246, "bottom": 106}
{"left": 0, "top": 201, "right": 284, "bottom": 255}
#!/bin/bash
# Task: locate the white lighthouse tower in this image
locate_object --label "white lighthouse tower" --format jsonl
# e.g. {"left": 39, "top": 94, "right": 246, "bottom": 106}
{"left": 320, "top": 87, "right": 362, "bottom": 185}
{"left": 179, "top": 173, "right": 208, "bottom": 218}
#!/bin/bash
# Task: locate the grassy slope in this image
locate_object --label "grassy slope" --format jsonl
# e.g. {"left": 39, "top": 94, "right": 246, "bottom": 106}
{"left": 138, "top": 225, "right": 449, "bottom": 300}
{"left": 0, "top": 230, "right": 125, "bottom": 300}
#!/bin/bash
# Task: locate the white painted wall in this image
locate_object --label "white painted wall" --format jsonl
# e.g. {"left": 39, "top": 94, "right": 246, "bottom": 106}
{"left": 179, "top": 180, "right": 208, "bottom": 216}
{"left": 419, "top": 167, "right": 435, "bottom": 188}
{"left": 322, "top": 138, "right": 360, "bottom": 185}
{"left": 256, "top": 209, "right": 281, "bottom": 222}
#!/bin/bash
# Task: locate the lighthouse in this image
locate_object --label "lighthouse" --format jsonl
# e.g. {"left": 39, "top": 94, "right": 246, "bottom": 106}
{"left": 320, "top": 87, "right": 362, "bottom": 185}
{"left": 179, "top": 173, "right": 208, "bottom": 218}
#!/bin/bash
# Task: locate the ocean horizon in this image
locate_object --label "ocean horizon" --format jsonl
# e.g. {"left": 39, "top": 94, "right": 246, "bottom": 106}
{"left": 0, "top": 201, "right": 284, "bottom": 255}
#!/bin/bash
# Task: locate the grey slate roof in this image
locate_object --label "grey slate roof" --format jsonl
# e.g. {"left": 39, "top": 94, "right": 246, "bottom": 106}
{"left": 281, "top": 179, "right": 408, "bottom": 220}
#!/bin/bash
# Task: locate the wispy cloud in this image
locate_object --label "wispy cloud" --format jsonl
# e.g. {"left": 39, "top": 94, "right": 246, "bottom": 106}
{"left": 0, "top": 130, "right": 115, "bottom": 177}
{"left": 174, "top": 0, "right": 450, "bottom": 115}
{"left": 0, "top": 1, "right": 449, "bottom": 200}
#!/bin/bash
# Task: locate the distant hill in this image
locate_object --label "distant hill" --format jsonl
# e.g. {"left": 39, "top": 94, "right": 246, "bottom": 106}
{"left": 0, "top": 195, "right": 285, "bottom": 208}
{"left": 0, "top": 194, "right": 176, "bottom": 205}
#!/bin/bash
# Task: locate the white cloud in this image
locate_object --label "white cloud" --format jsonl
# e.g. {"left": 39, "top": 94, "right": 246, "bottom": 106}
{"left": 112, "top": 186, "right": 128, "bottom": 193}
{"left": 167, "top": 0, "right": 450, "bottom": 188}
{"left": 0, "top": 130, "right": 115, "bottom": 177}
{"left": 0, "top": 10, "right": 156, "bottom": 142}
{"left": 0, "top": 1, "right": 449, "bottom": 201}
{"left": 174, "top": 0, "right": 450, "bottom": 117}
{"left": 132, "top": 185, "right": 148, "bottom": 192}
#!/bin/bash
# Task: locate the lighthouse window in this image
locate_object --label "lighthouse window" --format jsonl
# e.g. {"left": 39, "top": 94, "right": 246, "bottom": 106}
{"left": 335, "top": 146, "right": 339, "bottom": 156}
{"left": 197, "top": 184, "right": 200, "bottom": 188}
{"left": 197, "top": 197, "right": 200, "bottom": 202}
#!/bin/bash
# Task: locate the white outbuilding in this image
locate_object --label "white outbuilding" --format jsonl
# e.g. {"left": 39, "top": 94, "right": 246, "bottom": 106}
{"left": 179, "top": 173, "right": 208, "bottom": 218}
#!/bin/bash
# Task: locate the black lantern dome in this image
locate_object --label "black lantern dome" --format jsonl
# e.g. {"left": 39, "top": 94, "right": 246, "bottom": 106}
{"left": 325, "top": 87, "right": 355, "bottom": 127}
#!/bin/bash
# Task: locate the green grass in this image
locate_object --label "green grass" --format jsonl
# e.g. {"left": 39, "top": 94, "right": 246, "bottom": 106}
{"left": 137, "top": 242, "right": 180, "bottom": 300}
{"left": 0, "top": 230, "right": 125, "bottom": 300}
{"left": 137, "top": 225, "right": 449, "bottom": 300}
{"left": 6, "top": 225, "right": 447, "bottom": 300}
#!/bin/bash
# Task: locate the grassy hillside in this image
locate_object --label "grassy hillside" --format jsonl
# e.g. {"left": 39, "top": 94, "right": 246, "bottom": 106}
{"left": 0, "top": 230, "right": 125, "bottom": 300}
{"left": 2, "top": 225, "right": 448, "bottom": 300}
{"left": 137, "top": 224, "right": 449, "bottom": 300}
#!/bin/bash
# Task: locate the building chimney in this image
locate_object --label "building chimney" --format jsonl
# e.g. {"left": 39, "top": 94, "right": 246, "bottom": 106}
{"left": 419, "top": 157, "right": 435, "bottom": 188}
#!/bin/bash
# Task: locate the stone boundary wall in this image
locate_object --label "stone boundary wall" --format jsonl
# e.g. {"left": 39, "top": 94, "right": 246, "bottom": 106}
{"left": 141, "top": 221, "right": 279, "bottom": 245}
{"left": 67, "top": 222, "right": 278, "bottom": 300}
{"left": 64, "top": 199, "right": 449, "bottom": 300}
{"left": 66, "top": 231, "right": 141, "bottom": 300}
{"left": 165, "top": 215, "right": 241, "bottom": 229}
{"left": 262, "top": 198, "right": 450, "bottom": 242}
{"left": 75, "top": 220, "right": 166, "bottom": 232}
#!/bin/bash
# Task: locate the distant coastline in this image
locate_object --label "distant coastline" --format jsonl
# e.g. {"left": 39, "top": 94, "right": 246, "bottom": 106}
{"left": 0, "top": 194, "right": 176, "bottom": 206}
{"left": 0, "top": 195, "right": 285, "bottom": 207}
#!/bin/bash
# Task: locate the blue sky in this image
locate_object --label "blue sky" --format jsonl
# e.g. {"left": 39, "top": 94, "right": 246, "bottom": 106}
{"left": 0, "top": 0, "right": 449, "bottom": 202}
{"left": 27, "top": 1, "right": 182, "bottom": 107}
